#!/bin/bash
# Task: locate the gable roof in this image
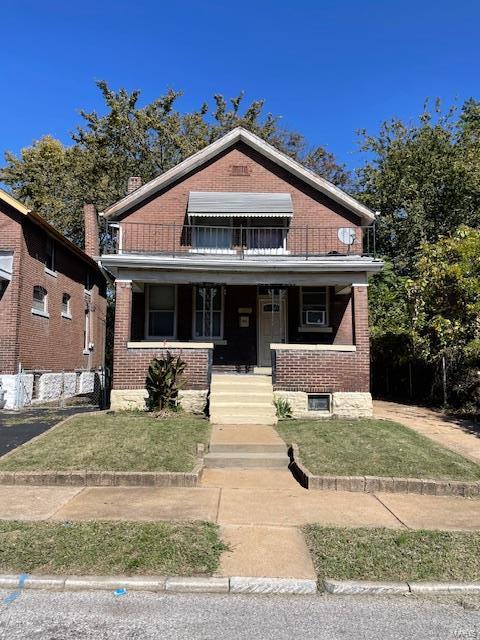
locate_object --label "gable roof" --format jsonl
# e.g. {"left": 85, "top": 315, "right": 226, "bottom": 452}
{"left": 0, "top": 188, "right": 102, "bottom": 272}
{"left": 102, "top": 127, "right": 376, "bottom": 223}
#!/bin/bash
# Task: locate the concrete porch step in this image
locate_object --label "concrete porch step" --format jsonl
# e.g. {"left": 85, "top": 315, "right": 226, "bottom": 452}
{"left": 211, "top": 376, "right": 272, "bottom": 387}
{"left": 210, "top": 415, "right": 277, "bottom": 426}
{"left": 203, "top": 452, "right": 290, "bottom": 469}
{"left": 211, "top": 391, "right": 274, "bottom": 401}
{"left": 209, "top": 401, "right": 275, "bottom": 411}
{"left": 209, "top": 442, "right": 287, "bottom": 454}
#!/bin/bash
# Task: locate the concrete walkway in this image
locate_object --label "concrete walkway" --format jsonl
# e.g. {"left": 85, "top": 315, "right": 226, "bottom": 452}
{"left": 2, "top": 472, "right": 480, "bottom": 581}
{"left": 374, "top": 400, "right": 480, "bottom": 463}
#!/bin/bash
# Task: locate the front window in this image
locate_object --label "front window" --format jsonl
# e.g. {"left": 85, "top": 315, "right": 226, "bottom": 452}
{"left": 147, "top": 285, "right": 176, "bottom": 338}
{"left": 194, "top": 286, "right": 223, "bottom": 339}
{"left": 192, "top": 219, "right": 232, "bottom": 252}
{"left": 32, "top": 285, "right": 48, "bottom": 315}
{"left": 300, "top": 287, "right": 328, "bottom": 326}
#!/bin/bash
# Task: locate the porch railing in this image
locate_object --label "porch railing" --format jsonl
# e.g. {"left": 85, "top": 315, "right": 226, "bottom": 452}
{"left": 105, "top": 223, "right": 376, "bottom": 258}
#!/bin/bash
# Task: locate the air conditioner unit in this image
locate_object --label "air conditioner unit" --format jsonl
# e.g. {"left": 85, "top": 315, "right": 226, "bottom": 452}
{"left": 306, "top": 310, "right": 326, "bottom": 325}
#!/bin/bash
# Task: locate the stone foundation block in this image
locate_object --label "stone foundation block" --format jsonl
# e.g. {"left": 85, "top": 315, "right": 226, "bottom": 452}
{"left": 110, "top": 389, "right": 147, "bottom": 411}
{"left": 178, "top": 390, "right": 208, "bottom": 414}
{"left": 332, "top": 392, "right": 373, "bottom": 418}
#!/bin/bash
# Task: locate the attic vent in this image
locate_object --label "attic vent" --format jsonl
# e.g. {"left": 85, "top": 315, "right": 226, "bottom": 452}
{"left": 230, "top": 164, "right": 250, "bottom": 176}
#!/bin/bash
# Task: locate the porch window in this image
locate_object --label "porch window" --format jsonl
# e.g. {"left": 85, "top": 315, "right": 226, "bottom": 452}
{"left": 194, "top": 286, "right": 223, "bottom": 339}
{"left": 147, "top": 285, "right": 176, "bottom": 338}
{"left": 300, "top": 287, "right": 328, "bottom": 326}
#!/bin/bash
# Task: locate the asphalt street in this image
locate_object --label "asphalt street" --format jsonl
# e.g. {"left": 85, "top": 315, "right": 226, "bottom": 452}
{"left": 0, "top": 590, "right": 479, "bottom": 639}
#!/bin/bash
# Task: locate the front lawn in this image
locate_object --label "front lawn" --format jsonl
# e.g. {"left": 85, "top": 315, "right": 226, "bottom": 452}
{"left": 0, "top": 521, "right": 226, "bottom": 576}
{"left": 0, "top": 412, "right": 210, "bottom": 472}
{"left": 305, "top": 525, "right": 480, "bottom": 583}
{"left": 276, "top": 418, "right": 480, "bottom": 480}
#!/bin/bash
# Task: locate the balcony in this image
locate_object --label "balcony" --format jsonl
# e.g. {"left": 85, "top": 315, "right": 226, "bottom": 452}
{"left": 105, "top": 223, "right": 376, "bottom": 259}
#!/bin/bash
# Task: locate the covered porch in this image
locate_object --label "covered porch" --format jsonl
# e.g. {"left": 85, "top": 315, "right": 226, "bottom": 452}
{"left": 125, "top": 281, "right": 356, "bottom": 371}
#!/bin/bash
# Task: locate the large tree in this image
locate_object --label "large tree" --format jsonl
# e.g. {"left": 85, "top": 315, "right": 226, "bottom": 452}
{"left": 1, "top": 82, "right": 349, "bottom": 245}
{"left": 356, "top": 99, "right": 480, "bottom": 273}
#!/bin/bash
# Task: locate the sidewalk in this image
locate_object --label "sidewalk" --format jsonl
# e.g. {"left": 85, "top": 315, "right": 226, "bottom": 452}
{"left": 1, "top": 471, "right": 480, "bottom": 580}
{"left": 374, "top": 400, "right": 480, "bottom": 463}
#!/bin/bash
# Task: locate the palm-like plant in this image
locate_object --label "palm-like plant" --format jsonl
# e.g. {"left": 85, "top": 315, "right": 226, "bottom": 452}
{"left": 145, "top": 352, "right": 186, "bottom": 412}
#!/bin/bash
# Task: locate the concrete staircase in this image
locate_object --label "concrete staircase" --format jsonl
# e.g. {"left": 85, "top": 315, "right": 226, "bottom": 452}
{"left": 204, "top": 424, "right": 290, "bottom": 469}
{"left": 209, "top": 374, "right": 277, "bottom": 426}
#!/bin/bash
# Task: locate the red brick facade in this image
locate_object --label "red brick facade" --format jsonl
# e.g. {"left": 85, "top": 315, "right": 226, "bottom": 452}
{"left": 273, "top": 286, "right": 369, "bottom": 393}
{"left": 0, "top": 200, "right": 107, "bottom": 375}
{"left": 112, "top": 280, "right": 211, "bottom": 390}
{"left": 119, "top": 142, "right": 363, "bottom": 255}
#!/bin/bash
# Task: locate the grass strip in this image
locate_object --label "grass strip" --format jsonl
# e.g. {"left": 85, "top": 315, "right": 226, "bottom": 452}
{"left": 0, "top": 521, "right": 227, "bottom": 576}
{"left": 305, "top": 525, "right": 480, "bottom": 583}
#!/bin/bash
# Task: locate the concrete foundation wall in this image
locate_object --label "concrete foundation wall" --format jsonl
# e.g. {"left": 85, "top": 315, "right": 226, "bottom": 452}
{"left": 274, "top": 390, "right": 372, "bottom": 419}
{"left": 110, "top": 388, "right": 208, "bottom": 414}
{"left": 0, "top": 373, "right": 34, "bottom": 410}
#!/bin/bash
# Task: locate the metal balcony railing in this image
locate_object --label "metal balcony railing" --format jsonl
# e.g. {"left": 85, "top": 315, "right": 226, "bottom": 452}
{"left": 104, "top": 223, "right": 376, "bottom": 258}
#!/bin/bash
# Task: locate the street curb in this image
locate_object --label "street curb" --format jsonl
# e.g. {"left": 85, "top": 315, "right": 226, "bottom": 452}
{"left": 0, "top": 434, "right": 205, "bottom": 488}
{"left": 288, "top": 444, "right": 480, "bottom": 498}
{"left": 324, "top": 579, "right": 480, "bottom": 596}
{"left": 0, "top": 573, "right": 316, "bottom": 596}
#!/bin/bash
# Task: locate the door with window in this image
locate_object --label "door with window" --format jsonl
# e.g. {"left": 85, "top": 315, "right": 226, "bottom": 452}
{"left": 257, "top": 294, "right": 287, "bottom": 367}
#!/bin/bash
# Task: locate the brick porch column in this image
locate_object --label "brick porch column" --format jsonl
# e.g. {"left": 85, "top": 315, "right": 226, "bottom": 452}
{"left": 352, "top": 284, "right": 370, "bottom": 392}
{"left": 112, "top": 280, "right": 132, "bottom": 390}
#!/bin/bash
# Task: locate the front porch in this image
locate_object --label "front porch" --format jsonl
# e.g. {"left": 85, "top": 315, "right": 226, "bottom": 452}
{"left": 111, "top": 276, "right": 372, "bottom": 418}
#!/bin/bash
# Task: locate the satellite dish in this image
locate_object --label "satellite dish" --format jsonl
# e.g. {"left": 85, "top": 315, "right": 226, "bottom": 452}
{"left": 337, "top": 228, "right": 356, "bottom": 246}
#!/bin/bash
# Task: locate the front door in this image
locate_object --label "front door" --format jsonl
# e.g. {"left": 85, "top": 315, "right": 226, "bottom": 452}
{"left": 257, "top": 294, "right": 287, "bottom": 367}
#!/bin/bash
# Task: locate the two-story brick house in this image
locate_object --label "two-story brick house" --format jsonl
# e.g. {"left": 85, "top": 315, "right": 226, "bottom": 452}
{"left": 99, "top": 127, "right": 382, "bottom": 421}
{"left": 0, "top": 189, "right": 107, "bottom": 409}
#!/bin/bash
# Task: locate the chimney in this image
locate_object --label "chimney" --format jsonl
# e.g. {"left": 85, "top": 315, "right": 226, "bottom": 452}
{"left": 127, "top": 176, "right": 142, "bottom": 195}
{"left": 84, "top": 203, "right": 100, "bottom": 258}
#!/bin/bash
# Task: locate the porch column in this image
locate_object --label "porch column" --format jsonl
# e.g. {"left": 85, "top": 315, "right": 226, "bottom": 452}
{"left": 352, "top": 284, "right": 370, "bottom": 391}
{"left": 112, "top": 279, "right": 132, "bottom": 390}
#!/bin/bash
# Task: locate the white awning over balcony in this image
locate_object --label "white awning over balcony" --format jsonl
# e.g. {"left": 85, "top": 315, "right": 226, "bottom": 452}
{"left": 0, "top": 252, "right": 13, "bottom": 281}
{"left": 187, "top": 192, "right": 293, "bottom": 217}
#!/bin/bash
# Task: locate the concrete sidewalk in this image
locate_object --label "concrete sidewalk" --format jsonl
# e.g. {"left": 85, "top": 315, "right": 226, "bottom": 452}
{"left": 374, "top": 400, "right": 480, "bottom": 463}
{"left": 2, "top": 470, "right": 480, "bottom": 581}
{"left": 1, "top": 473, "right": 480, "bottom": 530}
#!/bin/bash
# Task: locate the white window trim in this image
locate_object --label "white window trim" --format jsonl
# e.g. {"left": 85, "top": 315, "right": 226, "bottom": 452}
{"left": 192, "top": 285, "right": 224, "bottom": 340}
{"left": 62, "top": 294, "right": 72, "bottom": 319}
{"left": 44, "top": 267, "right": 57, "bottom": 278}
{"left": 145, "top": 284, "right": 177, "bottom": 340}
{"left": 32, "top": 308, "right": 50, "bottom": 319}
{"left": 299, "top": 286, "right": 329, "bottom": 330}
{"left": 32, "top": 286, "right": 48, "bottom": 318}
{"left": 83, "top": 307, "right": 91, "bottom": 355}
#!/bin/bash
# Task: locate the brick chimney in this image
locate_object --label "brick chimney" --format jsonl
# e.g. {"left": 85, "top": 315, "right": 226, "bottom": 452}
{"left": 84, "top": 203, "right": 100, "bottom": 258}
{"left": 127, "top": 176, "right": 142, "bottom": 195}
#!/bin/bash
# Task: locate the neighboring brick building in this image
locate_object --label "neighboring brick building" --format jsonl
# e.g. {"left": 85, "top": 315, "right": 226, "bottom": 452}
{"left": 0, "top": 189, "right": 107, "bottom": 409}
{"left": 100, "top": 127, "right": 383, "bottom": 418}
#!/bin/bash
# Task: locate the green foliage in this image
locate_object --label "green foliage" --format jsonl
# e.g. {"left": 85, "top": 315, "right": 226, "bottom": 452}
{"left": 145, "top": 353, "right": 186, "bottom": 412}
{"left": 1, "top": 82, "right": 348, "bottom": 246}
{"left": 407, "top": 226, "right": 480, "bottom": 362}
{"left": 274, "top": 396, "right": 292, "bottom": 419}
{"left": 357, "top": 99, "right": 480, "bottom": 273}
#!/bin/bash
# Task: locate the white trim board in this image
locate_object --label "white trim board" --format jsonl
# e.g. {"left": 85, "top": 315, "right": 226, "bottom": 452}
{"left": 102, "top": 127, "right": 376, "bottom": 223}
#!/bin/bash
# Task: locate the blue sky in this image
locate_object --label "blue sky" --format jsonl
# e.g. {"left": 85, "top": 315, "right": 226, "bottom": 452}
{"left": 1, "top": 0, "right": 479, "bottom": 172}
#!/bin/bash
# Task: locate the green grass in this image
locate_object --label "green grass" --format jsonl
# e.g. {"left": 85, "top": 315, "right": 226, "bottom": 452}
{"left": 276, "top": 418, "right": 480, "bottom": 480}
{"left": 305, "top": 525, "right": 480, "bottom": 583}
{"left": 0, "top": 412, "right": 210, "bottom": 472}
{"left": 0, "top": 521, "right": 227, "bottom": 576}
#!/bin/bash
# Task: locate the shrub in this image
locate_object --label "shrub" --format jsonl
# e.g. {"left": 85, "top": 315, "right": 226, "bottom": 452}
{"left": 145, "top": 352, "right": 186, "bottom": 412}
{"left": 274, "top": 396, "right": 292, "bottom": 419}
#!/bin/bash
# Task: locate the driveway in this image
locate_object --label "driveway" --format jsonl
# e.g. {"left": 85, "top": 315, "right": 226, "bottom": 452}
{"left": 374, "top": 400, "right": 480, "bottom": 463}
{"left": 0, "top": 406, "right": 97, "bottom": 457}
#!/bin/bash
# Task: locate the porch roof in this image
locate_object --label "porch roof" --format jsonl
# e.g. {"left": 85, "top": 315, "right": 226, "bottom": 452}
{"left": 187, "top": 192, "right": 293, "bottom": 217}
